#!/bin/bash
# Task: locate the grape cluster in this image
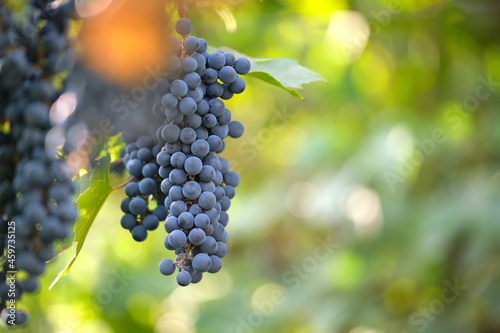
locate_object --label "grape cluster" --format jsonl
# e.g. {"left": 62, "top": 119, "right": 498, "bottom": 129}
{"left": 120, "top": 17, "right": 247, "bottom": 286}
{"left": 119, "top": 136, "right": 167, "bottom": 241}
{"left": 0, "top": 1, "right": 76, "bottom": 326}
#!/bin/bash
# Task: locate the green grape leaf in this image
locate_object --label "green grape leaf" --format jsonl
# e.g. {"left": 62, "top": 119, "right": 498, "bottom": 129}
{"left": 97, "top": 133, "right": 124, "bottom": 162}
{"left": 49, "top": 155, "right": 113, "bottom": 290}
{"left": 207, "top": 46, "right": 326, "bottom": 99}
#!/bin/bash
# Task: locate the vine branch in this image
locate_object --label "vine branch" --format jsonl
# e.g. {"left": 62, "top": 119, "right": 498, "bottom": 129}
{"left": 111, "top": 176, "right": 135, "bottom": 191}
{"left": 176, "top": 0, "right": 188, "bottom": 18}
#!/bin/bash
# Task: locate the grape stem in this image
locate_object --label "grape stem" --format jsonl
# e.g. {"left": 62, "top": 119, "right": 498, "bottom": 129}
{"left": 176, "top": 0, "right": 188, "bottom": 19}
{"left": 110, "top": 157, "right": 124, "bottom": 165}
{"left": 111, "top": 176, "right": 135, "bottom": 191}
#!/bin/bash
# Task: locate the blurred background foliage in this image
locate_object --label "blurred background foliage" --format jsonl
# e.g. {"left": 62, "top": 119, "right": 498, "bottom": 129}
{"left": 8, "top": 0, "right": 500, "bottom": 332}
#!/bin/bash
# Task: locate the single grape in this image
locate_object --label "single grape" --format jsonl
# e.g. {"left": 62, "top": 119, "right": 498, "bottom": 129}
{"left": 178, "top": 212, "right": 194, "bottom": 229}
{"left": 161, "top": 93, "right": 178, "bottom": 109}
{"left": 129, "top": 197, "right": 147, "bottom": 215}
{"left": 191, "top": 139, "right": 210, "bottom": 158}
{"left": 184, "top": 156, "right": 202, "bottom": 175}
{"left": 125, "top": 182, "right": 140, "bottom": 197}
{"left": 184, "top": 36, "right": 200, "bottom": 54}
{"left": 182, "top": 57, "right": 198, "bottom": 73}
{"left": 207, "top": 255, "right": 222, "bottom": 273}
{"left": 121, "top": 214, "right": 137, "bottom": 230}
{"left": 162, "top": 124, "right": 181, "bottom": 143}
{"left": 159, "top": 259, "right": 176, "bottom": 276}
{"left": 189, "top": 228, "right": 206, "bottom": 245}
{"left": 179, "top": 96, "right": 197, "bottom": 115}
{"left": 215, "top": 242, "right": 228, "bottom": 258}
{"left": 218, "top": 66, "right": 237, "bottom": 84}
{"left": 168, "top": 229, "right": 187, "bottom": 248}
{"left": 200, "top": 236, "right": 218, "bottom": 254}
{"left": 194, "top": 213, "right": 210, "bottom": 229}
{"left": 234, "top": 57, "right": 251, "bottom": 75}
{"left": 192, "top": 253, "right": 212, "bottom": 272}
{"left": 131, "top": 225, "right": 148, "bottom": 242}
{"left": 139, "top": 178, "right": 156, "bottom": 195}
{"left": 208, "top": 52, "right": 225, "bottom": 70}
{"left": 176, "top": 270, "right": 192, "bottom": 286}
{"left": 198, "top": 191, "right": 216, "bottom": 209}
{"left": 175, "top": 18, "right": 192, "bottom": 35}
{"left": 170, "top": 79, "right": 189, "bottom": 97}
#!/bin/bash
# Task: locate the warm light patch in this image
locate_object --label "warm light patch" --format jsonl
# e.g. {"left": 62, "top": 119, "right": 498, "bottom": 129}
{"left": 78, "top": 0, "right": 169, "bottom": 85}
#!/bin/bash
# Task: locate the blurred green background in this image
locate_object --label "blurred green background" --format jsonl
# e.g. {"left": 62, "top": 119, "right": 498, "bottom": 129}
{"left": 10, "top": 0, "right": 500, "bottom": 332}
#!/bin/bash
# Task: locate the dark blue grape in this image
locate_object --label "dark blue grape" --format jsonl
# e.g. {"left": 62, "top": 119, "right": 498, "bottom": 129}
{"left": 180, "top": 128, "right": 196, "bottom": 145}
{"left": 183, "top": 36, "right": 199, "bottom": 53}
{"left": 184, "top": 72, "right": 201, "bottom": 89}
{"left": 199, "top": 165, "right": 216, "bottom": 182}
{"left": 208, "top": 255, "right": 222, "bottom": 273}
{"left": 207, "top": 135, "right": 222, "bottom": 151}
{"left": 164, "top": 216, "right": 180, "bottom": 233}
{"left": 169, "top": 185, "right": 184, "bottom": 201}
{"left": 170, "top": 79, "right": 188, "bottom": 97}
{"left": 162, "top": 93, "right": 178, "bottom": 109}
{"left": 189, "top": 228, "right": 206, "bottom": 245}
{"left": 126, "top": 159, "right": 143, "bottom": 177}
{"left": 121, "top": 214, "right": 137, "bottom": 230}
{"left": 182, "top": 57, "right": 197, "bottom": 73}
{"left": 198, "top": 191, "right": 216, "bottom": 209}
{"left": 220, "top": 196, "right": 231, "bottom": 211}
{"left": 169, "top": 169, "right": 186, "bottom": 185}
{"left": 162, "top": 124, "right": 181, "bottom": 143}
{"left": 192, "top": 253, "right": 211, "bottom": 272}
{"left": 202, "top": 68, "right": 218, "bottom": 84}
{"left": 229, "top": 77, "right": 246, "bottom": 94}
{"left": 203, "top": 114, "right": 217, "bottom": 129}
{"left": 184, "top": 156, "right": 202, "bottom": 175}
{"left": 175, "top": 18, "right": 192, "bottom": 35}
{"left": 139, "top": 178, "right": 156, "bottom": 195}
{"left": 170, "top": 200, "right": 187, "bottom": 217}
{"left": 142, "top": 163, "right": 158, "bottom": 178}
{"left": 197, "top": 38, "right": 208, "bottom": 53}
{"left": 200, "top": 236, "right": 218, "bottom": 254}
{"left": 176, "top": 270, "right": 192, "bottom": 286}
{"left": 168, "top": 229, "right": 187, "bottom": 248}
{"left": 143, "top": 214, "right": 160, "bottom": 230}
{"left": 178, "top": 212, "right": 194, "bottom": 229}
{"left": 224, "top": 52, "right": 236, "bottom": 66}
{"left": 153, "top": 205, "right": 168, "bottom": 220}
{"left": 228, "top": 121, "right": 244, "bottom": 138}
{"left": 194, "top": 213, "right": 210, "bottom": 229}
{"left": 171, "top": 152, "right": 187, "bottom": 169}
{"left": 125, "top": 182, "right": 140, "bottom": 197}
{"left": 208, "top": 52, "right": 225, "bottom": 70}
{"left": 215, "top": 242, "right": 228, "bottom": 258}
{"left": 156, "top": 151, "right": 171, "bottom": 166}
{"left": 224, "top": 171, "right": 240, "bottom": 187}
{"left": 159, "top": 259, "right": 176, "bottom": 276}
{"left": 129, "top": 197, "right": 147, "bottom": 215}
{"left": 196, "top": 99, "right": 209, "bottom": 115}
{"left": 206, "top": 82, "right": 224, "bottom": 98}
{"left": 218, "top": 66, "right": 237, "bottom": 84}
{"left": 121, "top": 197, "right": 132, "bottom": 213}
{"left": 131, "top": 225, "right": 148, "bottom": 242}
{"left": 179, "top": 97, "right": 197, "bottom": 115}
{"left": 234, "top": 57, "right": 251, "bottom": 75}
{"left": 191, "top": 139, "right": 210, "bottom": 158}
{"left": 200, "top": 181, "right": 216, "bottom": 193}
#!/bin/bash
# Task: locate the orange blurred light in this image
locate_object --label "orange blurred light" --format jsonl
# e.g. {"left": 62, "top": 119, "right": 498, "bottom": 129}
{"left": 78, "top": 0, "right": 170, "bottom": 85}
